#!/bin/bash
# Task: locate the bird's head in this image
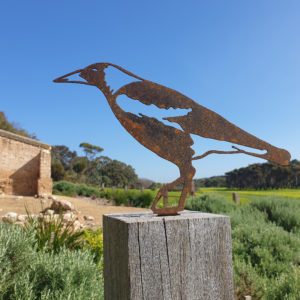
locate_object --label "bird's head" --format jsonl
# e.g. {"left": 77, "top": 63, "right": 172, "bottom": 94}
{"left": 54, "top": 62, "right": 145, "bottom": 97}
{"left": 53, "top": 63, "right": 112, "bottom": 95}
{"left": 264, "top": 147, "right": 291, "bottom": 166}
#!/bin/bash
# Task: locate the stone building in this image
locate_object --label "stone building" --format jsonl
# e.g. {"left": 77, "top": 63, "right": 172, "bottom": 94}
{"left": 0, "top": 129, "right": 52, "bottom": 196}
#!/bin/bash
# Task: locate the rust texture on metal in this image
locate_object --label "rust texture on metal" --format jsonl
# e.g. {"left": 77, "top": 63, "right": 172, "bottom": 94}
{"left": 54, "top": 62, "right": 291, "bottom": 216}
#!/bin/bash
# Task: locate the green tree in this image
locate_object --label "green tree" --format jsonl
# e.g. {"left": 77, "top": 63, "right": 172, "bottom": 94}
{"left": 52, "top": 145, "right": 77, "bottom": 170}
{"left": 51, "top": 160, "right": 65, "bottom": 181}
{"left": 79, "top": 142, "right": 103, "bottom": 161}
{"left": 101, "top": 160, "right": 138, "bottom": 187}
{"left": 73, "top": 159, "right": 88, "bottom": 174}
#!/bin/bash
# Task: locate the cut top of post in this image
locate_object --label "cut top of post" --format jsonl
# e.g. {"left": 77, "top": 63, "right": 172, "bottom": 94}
{"left": 104, "top": 210, "right": 229, "bottom": 224}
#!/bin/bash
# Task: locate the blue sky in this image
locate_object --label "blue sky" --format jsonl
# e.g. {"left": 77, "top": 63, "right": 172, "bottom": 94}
{"left": 1, "top": 1, "right": 299, "bottom": 182}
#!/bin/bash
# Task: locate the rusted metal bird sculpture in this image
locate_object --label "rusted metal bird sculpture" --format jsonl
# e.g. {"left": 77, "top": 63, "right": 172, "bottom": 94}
{"left": 54, "top": 63, "right": 290, "bottom": 215}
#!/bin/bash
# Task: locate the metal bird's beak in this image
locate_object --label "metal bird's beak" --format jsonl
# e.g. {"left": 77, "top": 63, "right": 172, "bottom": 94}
{"left": 53, "top": 68, "right": 89, "bottom": 85}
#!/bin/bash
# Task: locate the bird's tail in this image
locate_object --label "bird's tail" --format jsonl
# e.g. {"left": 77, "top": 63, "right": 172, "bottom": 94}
{"left": 165, "top": 110, "right": 290, "bottom": 166}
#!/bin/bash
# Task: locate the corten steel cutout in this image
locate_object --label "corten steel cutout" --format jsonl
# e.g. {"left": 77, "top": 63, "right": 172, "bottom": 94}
{"left": 54, "top": 63, "right": 291, "bottom": 216}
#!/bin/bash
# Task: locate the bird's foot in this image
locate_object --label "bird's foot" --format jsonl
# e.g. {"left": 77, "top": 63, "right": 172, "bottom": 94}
{"left": 151, "top": 206, "right": 184, "bottom": 216}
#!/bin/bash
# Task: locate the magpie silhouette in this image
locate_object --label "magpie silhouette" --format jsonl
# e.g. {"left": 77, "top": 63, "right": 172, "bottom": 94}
{"left": 54, "top": 63, "right": 290, "bottom": 215}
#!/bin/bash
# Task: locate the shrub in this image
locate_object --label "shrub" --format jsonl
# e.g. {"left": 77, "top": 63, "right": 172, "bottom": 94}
{"left": 53, "top": 181, "right": 101, "bottom": 198}
{"left": 127, "top": 189, "right": 140, "bottom": 205}
{"left": 84, "top": 228, "right": 104, "bottom": 270}
{"left": 0, "top": 224, "right": 104, "bottom": 299}
{"left": 76, "top": 184, "right": 100, "bottom": 198}
{"left": 185, "top": 193, "right": 236, "bottom": 214}
{"left": 185, "top": 194, "right": 300, "bottom": 299}
{"left": 104, "top": 189, "right": 112, "bottom": 199}
{"left": 127, "top": 190, "right": 154, "bottom": 207}
{"left": 233, "top": 258, "right": 265, "bottom": 300}
{"left": 265, "top": 266, "right": 300, "bottom": 300}
{"left": 53, "top": 181, "right": 78, "bottom": 197}
{"left": 230, "top": 205, "right": 300, "bottom": 299}
{"left": 136, "top": 191, "right": 153, "bottom": 208}
{"left": 28, "top": 248, "right": 103, "bottom": 299}
{"left": 113, "top": 189, "right": 128, "bottom": 206}
{"left": 25, "top": 210, "right": 84, "bottom": 253}
{"left": 231, "top": 219, "right": 300, "bottom": 278}
{"left": 250, "top": 197, "right": 300, "bottom": 233}
{"left": 0, "top": 223, "right": 35, "bottom": 299}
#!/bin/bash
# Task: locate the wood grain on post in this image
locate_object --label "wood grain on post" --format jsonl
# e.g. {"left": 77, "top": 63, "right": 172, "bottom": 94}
{"left": 104, "top": 211, "right": 234, "bottom": 300}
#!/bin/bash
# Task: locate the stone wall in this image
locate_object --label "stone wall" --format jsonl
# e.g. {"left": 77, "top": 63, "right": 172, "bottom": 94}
{"left": 0, "top": 129, "right": 52, "bottom": 196}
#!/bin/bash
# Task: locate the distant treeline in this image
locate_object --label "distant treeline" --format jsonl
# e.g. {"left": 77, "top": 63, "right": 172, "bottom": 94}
{"left": 194, "top": 176, "right": 226, "bottom": 188}
{"left": 225, "top": 160, "right": 300, "bottom": 189}
{"left": 51, "top": 143, "right": 138, "bottom": 188}
{"left": 193, "top": 160, "right": 300, "bottom": 189}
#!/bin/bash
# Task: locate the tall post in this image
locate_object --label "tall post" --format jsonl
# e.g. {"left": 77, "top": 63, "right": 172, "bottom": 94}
{"left": 103, "top": 211, "right": 234, "bottom": 300}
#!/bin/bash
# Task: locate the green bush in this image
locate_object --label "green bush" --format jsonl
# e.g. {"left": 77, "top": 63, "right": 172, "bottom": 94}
{"left": 126, "top": 189, "right": 154, "bottom": 207}
{"left": 127, "top": 189, "right": 140, "bottom": 205}
{"left": 230, "top": 204, "right": 300, "bottom": 299}
{"left": 229, "top": 206, "right": 268, "bottom": 229}
{"left": 135, "top": 191, "right": 153, "bottom": 208}
{"left": 113, "top": 189, "right": 128, "bottom": 206}
{"left": 104, "top": 189, "right": 112, "bottom": 199}
{"left": 53, "top": 181, "right": 154, "bottom": 208}
{"left": 265, "top": 266, "right": 300, "bottom": 300}
{"left": 0, "top": 223, "right": 36, "bottom": 298}
{"left": 231, "top": 219, "right": 300, "bottom": 278}
{"left": 233, "top": 258, "right": 265, "bottom": 300}
{"left": 53, "top": 181, "right": 101, "bottom": 198}
{"left": 250, "top": 197, "right": 300, "bottom": 233}
{"left": 76, "top": 184, "right": 100, "bottom": 197}
{"left": 0, "top": 223, "right": 104, "bottom": 299}
{"left": 184, "top": 194, "right": 300, "bottom": 299}
{"left": 53, "top": 181, "right": 78, "bottom": 197}
{"left": 84, "top": 228, "right": 104, "bottom": 270}
{"left": 25, "top": 211, "right": 84, "bottom": 253}
{"left": 185, "top": 193, "right": 236, "bottom": 214}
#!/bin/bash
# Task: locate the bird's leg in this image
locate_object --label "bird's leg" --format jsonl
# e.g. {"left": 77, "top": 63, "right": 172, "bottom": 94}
{"left": 151, "top": 177, "right": 183, "bottom": 212}
{"left": 178, "top": 166, "right": 196, "bottom": 210}
{"left": 151, "top": 164, "right": 195, "bottom": 215}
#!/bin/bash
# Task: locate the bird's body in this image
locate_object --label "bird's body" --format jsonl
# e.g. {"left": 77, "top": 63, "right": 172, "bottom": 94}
{"left": 54, "top": 62, "right": 290, "bottom": 215}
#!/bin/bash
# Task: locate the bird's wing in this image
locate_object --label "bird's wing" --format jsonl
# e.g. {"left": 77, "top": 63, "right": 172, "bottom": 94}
{"left": 115, "top": 81, "right": 198, "bottom": 110}
{"left": 165, "top": 106, "right": 272, "bottom": 151}
{"left": 117, "top": 110, "right": 195, "bottom": 166}
{"left": 114, "top": 80, "right": 287, "bottom": 164}
{"left": 116, "top": 81, "right": 268, "bottom": 149}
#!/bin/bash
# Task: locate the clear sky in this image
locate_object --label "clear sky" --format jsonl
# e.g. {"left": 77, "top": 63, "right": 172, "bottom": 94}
{"left": 1, "top": 1, "right": 299, "bottom": 183}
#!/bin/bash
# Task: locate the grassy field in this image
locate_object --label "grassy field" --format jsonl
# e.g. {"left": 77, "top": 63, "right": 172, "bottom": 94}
{"left": 53, "top": 181, "right": 300, "bottom": 207}
{"left": 157, "top": 187, "right": 300, "bottom": 207}
{"left": 196, "top": 187, "right": 300, "bottom": 205}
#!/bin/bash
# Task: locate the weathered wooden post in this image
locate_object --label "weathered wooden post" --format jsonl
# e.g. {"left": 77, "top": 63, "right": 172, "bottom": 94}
{"left": 232, "top": 192, "right": 240, "bottom": 205}
{"left": 104, "top": 211, "right": 234, "bottom": 300}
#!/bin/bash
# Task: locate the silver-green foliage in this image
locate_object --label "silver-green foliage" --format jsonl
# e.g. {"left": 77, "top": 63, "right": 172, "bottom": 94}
{"left": 0, "top": 224, "right": 104, "bottom": 300}
{"left": 185, "top": 194, "right": 300, "bottom": 300}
